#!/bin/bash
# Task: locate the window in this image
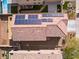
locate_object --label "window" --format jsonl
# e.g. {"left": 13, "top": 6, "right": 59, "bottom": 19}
{"left": 28, "top": 15, "right": 38, "bottom": 19}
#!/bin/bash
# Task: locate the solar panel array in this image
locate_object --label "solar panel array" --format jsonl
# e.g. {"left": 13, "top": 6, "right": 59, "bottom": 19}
{"left": 42, "top": 13, "right": 64, "bottom": 17}
{"left": 15, "top": 19, "right": 41, "bottom": 25}
{"left": 28, "top": 15, "right": 38, "bottom": 19}
{"left": 26, "top": 20, "right": 41, "bottom": 24}
{"left": 15, "top": 14, "right": 53, "bottom": 25}
{"left": 15, "top": 15, "right": 25, "bottom": 20}
{"left": 15, "top": 15, "right": 41, "bottom": 25}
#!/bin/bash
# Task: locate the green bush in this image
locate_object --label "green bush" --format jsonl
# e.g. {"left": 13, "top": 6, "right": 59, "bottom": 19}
{"left": 64, "top": 37, "right": 79, "bottom": 59}
{"left": 63, "top": 2, "right": 68, "bottom": 10}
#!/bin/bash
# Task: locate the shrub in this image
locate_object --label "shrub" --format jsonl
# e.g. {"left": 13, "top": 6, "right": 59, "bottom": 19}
{"left": 64, "top": 37, "right": 79, "bottom": 59}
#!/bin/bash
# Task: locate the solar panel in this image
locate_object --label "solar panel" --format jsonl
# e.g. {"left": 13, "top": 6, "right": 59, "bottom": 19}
{"left": 41, "top": 19, "right": 53, "bottom": 22}
{"left": 28, "top": 18, "right": 38, "bottom": 20}
{"left": 15, "top": 19, "right": 41, "bottom": 25}
{"left": 26, "top": 19, "right": 41, "bottom": 24}
{"left": 42, "top": 13, "right": 64, "bottom": 17}
{"left": 15, "top": 20, "right": 26, "bottom": 24}
{"left": 15, "top": 15, "right": 25, "bottom": 20}
{"left": 28, "top": 15, "right": 38, "bottom": 19}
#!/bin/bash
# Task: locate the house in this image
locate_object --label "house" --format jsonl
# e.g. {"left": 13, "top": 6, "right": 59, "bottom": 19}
{"left": 0, "top": 14, "right": 12, "bottom": 59}
{"left": 8, "top": 0, "right": 63, "bottom": 13}
{"left": 9, "top": 13, "right": 68, "bottom": 59}
{"left": 9, "top": 50, "right": 63, "bottom": 59}
{"left": 0, "top": 0, "right": 69, "bottom": 59}
{"left": 11, "top": 13, "right": 68, "bottom": 50}
{"left": 0, "top": 15, "right": 11, "bottom": 45}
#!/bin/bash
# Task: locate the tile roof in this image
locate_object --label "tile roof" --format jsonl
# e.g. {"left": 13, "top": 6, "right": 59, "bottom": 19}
{"left": 11, "top": 13, "right": 68, "bottom": 41}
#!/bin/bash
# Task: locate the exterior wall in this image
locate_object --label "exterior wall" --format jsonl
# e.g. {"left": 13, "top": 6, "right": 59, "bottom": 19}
{"left": 12, "top": 37, "right": 60, "bottom": 50}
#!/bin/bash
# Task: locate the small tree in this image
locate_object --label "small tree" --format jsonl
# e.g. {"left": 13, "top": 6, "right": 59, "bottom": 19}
{"left": 64, "top": 37, "right": 79, "bottom": 59}
{"left": 63, "top": 2, "right": 69, "bottom": 10}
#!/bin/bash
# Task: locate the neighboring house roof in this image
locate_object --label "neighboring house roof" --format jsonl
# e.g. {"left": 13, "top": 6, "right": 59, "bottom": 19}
{"left": 11, "top": 0, "right": 44, "bottom": 5}
{"left": 9, "top": 50, "right": 62, "bottom": 59}
{"left": 10, "top": 50, "right": 62, "bottom": 54}
{"left": 11, "top": 13, "right": 68, "bottom": 41}
{"left": 0, "top": 21, "right": 8, "bottom": 45}
{"left": 11, "top": 0, "right": 62, "bottom": 4}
